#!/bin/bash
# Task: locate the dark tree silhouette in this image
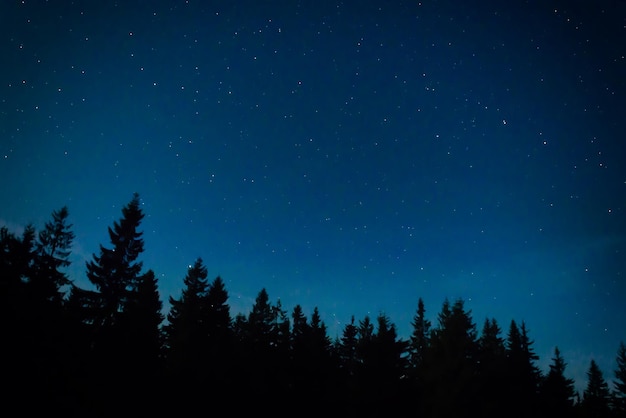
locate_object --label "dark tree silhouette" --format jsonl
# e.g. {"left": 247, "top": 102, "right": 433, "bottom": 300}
{"left": 164, "top": 257, "right": 209, "bottom": 376}
{"left": 615, "top": 342, "right": 626, "bottom": 417}
{"left": 409, "top": 297, "right": 431, "bottom": 372}
{"left": 236, "top": 288, "right": 282, "bottom": 399}
{"left": 370, "top": 313, "right": 410, "bottom": 414}
{"left": 119, "top": 269, "right": 164, "bottom": 413}
{"left": 581, "top": 359, "right": 612, "bottom": 418}
{"left": 540, "top": 346, "right": 576, "bottom": 418}
{"left": 204, "top": 275, "right": 235, "bottom": 390}
{"left": 85, "top": 192, "right": 145, "bottom": 330}
{"left": 2, "top": 215, "right": 73, "bottom": 414}
{"left": 0, "top": 224, "right": 35, "bottom": 302}
{"left": 505, "top": 319, "right": 542, "bottom": 418}
{"left": 31, "top": 206, "right": 74, "bottom": 305}
{"left": 424, "top": 298, "right": 479, "bottom": 417}
{"left": 478, "top": 317, "right": 507, "bottom": 418}
{"left": 290, "top": 306, "right": 334, "bottom": 408}
{"left": 337, "top": 315, "right": 359, "bottom": 398}
{"left": 28, "top": 207, "right": 75, "bottom": 410}
{"left": 78, "top": 193, "right": 152, "bottom": 415}
{"left": 123, "top": 269, "right": 164, "bottom": 367}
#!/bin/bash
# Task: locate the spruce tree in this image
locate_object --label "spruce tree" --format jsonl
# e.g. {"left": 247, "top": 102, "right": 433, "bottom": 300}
{"left": 302, "top": 307, "right": 333, "bottom": 404}
{"left": 582, "top": 359, "right": 611, "bottom": 418}
{"left": 85, "top": 193, "right": 145, "bottom": 330}
{"left": 425, "top": 298, "right": 479, "bottom": 417}
{"left": 505, "top": 320, "right": 542, "bottom": 418}
{"left": 205, "top": 275, "right": 234, "bottom": 371}
{"left": 241, "top": 288, "right": 277, "bottom": 399}
{"left": 164, "top": 257, "right": 209, "bottom": 376}
{"left": 31, "top": 206, "right": 74, "bottom": 305}
{"left": 614, "top": 342, "right": 626, "bottom": 417}
{"left": 478, "top": 318, "right": 507, "bottom": 418}
{"left": 409, "top": 297, "right": 431, "bottom": 372}
{"left": 338, "top": 315, "right": 359, "bottom": 378}
{"left": 81, "top": 193, "right": 150, "bottom": 413}
{"left": 540, "top": 346, "right": 576, "bottom": 417}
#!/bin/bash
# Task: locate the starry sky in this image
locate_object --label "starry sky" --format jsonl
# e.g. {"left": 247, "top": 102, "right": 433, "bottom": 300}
{"left": 2, "top": 0, "right": 625, "bottom": 392}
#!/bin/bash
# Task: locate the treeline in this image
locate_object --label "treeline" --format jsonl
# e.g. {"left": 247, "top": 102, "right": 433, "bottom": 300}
{"left": 1, "top": 193, "right": 625, "bottom": 417}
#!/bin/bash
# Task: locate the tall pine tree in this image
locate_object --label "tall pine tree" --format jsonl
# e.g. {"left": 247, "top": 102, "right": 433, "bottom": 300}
{"left": 540, "top": 346, "right": 576, "bottom": 418}
{"left": 614, "top": 342, "right": 626, "bottom": 417}
{"left": 409, "top": 297, "right": 431, "bottom": 372}
{"left": 478, "top": 317, "right": 507, "bottom": 418}
{"left": 581, "top": 359, "right": 611, "bottom": 418}
{"left": 505, "top": 320, "right": 542, "bottom": 418}
{"left": 425, "top": 298, "right": 479, "bottom": 417}
{"left": 31, "top": 206, "right": 74, "bottom": 306}
{"left": 164, "top": 257, "right": 209, "bottom": 378}
{"left": 85, "top": 193, "right": 145, "bottom": 330}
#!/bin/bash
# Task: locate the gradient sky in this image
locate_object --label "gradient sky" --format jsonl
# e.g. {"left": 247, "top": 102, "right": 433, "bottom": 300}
{"left": 2, "top": 0, "right": 625, "bottom": 392}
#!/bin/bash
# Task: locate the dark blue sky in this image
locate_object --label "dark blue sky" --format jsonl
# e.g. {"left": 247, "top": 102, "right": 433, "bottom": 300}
{"left": 2, "top": 0, "right": 625, "bottom": 391}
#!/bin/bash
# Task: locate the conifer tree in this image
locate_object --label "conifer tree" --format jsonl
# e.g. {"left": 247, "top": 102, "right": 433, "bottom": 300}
{"left": 478, "top": 317, "right": 507, "bottom": 418}
{"left": 425, "top": 298, "right": 479, "bottom": 417}
{"left": 30, "top": 206, "right": 74, "bottom": 306}
{"left": 540, "top": 346, "right": 576, "bottom": 417}
{"left": 505, "top": 320, "right": 542, "bottom": 418}
{"left": 1, "top": 225, "right": 37, "bottom": 412}
{"left": 164, "top": 257, "right": 209, "bottom": 376}
{"left": 0, "top": 225, "right": 35, "bottom": 299}
{"left": 338, "top": 315, "right": 359, "bottom": 378}
{"left": 122, "top": 269, "right": 164, "bottom": 371}
{"left": 291, "top": 304, "right": 308, "bottom": 345}
{"left": 240, "top": 288, "right": 278, "bottom": 399}
{"left": 247, "top": 288, "right": 274, "bottom": 348}
{"left": 614, "top": 342, "right": 626, "bottom": 417}
{"left": 205, "top": 276, "right": 233, "bottom": 363}
{"left": 26, "top": 207, "right": 76, "bottom": 402}
{"left": 581, "top": 359, "right": 611, "bottom": 418}
{"left": 374, "top": 313, "right": 409, "bottom": 387}
{"left": 85, "top": 193, "right": 145, "bottom": 330}
{"left": 409, "top": 297, "right": 431, "bottom": 372}
{"left": 303, "top": 306, "right": 333, "bottom": 403}
{"left": 357, "top": 315, "right": 375, "bottom": 370}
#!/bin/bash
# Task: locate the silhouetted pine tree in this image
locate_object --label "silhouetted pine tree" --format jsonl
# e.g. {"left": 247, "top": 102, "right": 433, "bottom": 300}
{"left": 336, "top": 315, "right": 359, "bottom": 405}
{"left": 269, "top": 298, "right": 291, "bottom": 394}
{"left": 371, "top": 313, "right": 410, "bottom": 414}
{"left": 424, "top": 298, "right": 479, "bottom": 418}
{"left": 163, "top": 258, "right": 209, "bottom": 378}
{"left": 505, "top": 320, "right": 542, "bottom": 418}
{"left": 357, "top": 315, "right": 375, "bottom": 372}
{"left": 289, "top": 306, "right": 334, "bottom": 408}
{"left": 205, "top": 275, "right": 235, "bottom": 393}
{"left": 615, "top": 342, "right": 626, "bottom": 417}
{"left": 31, "top": 207, "right": 74, "bottom": 305}
{"left": 119, "top": 269, "right": 164, "bottom": 413}
{"left": 0, "top": 224, "right": 35, "bottom": 312}
{"left": 81, "top": 193, "right": 149, "bottom": 414}
{"left": 85, "top": 193, "right": 145, "bottom": 331}
{"left": 409, "top": 297, "right": 431, "bottom": 372}
{"left": 407, "top": 298, "right": 431, "bottom": 415}
{"left": 581, "top": 359, "right": 612, "bottom": 418}
{"left": 237, "top": 288, "right": 279, "bottom": 399}
{"left": 540, "top": 346, "right": 576, "bottom": 418}
{"left": 289, "top": 304, "right": 310, "bottom": 392}
{"left": 121, "top": 269, "right": 164, "bottom": 370}
{"left": 28, "top": 207, "right": 75, "bottom": 410}
{"left": 478, "top": 317, "right": 507, "bottom": 418}
{"left": 1, "top": 224, "right": 37, "bottom": 413}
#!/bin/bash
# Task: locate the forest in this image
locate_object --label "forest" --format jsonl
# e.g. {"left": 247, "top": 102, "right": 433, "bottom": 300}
{"left": 1, "top": 193, "right": 625, "bottom": 417}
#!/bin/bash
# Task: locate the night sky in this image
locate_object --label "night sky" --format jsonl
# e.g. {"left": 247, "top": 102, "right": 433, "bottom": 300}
{"left": 2, "top": 0, "right": 625, "bottom": 392}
